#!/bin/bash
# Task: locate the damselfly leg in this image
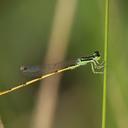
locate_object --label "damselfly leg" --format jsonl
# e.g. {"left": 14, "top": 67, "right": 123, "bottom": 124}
{"left": 90, "top": 60, "right": 104, "bottom": 74}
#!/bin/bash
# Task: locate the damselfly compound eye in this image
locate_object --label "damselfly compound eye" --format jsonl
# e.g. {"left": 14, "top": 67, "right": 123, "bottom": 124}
{"left": 94, "top": 51, "right": 100, "bottom": 57}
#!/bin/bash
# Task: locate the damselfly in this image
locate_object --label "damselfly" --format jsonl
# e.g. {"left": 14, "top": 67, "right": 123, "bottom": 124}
{"left": 0, "top": 51, "right": 104, "bottom": 96}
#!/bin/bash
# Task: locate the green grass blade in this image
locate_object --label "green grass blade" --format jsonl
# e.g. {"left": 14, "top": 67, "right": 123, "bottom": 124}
{"left": 102, "top": 0, "right": 109, "bottom": 128}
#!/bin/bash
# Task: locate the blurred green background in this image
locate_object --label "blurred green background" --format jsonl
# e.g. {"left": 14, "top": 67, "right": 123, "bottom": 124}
{"left": 0, "top": 0, "right": 127, "bottom": 128}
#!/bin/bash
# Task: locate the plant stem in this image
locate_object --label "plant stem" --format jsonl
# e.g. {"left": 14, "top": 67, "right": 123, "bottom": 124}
{"left": 102, "top": 0, "right": 109, "bottom": 128}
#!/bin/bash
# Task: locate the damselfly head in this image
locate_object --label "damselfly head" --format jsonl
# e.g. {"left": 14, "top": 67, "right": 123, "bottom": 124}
{"left": 93, "top": 51, "right": 101, "bottom": 60}
{"left": 93, "top": 51, "right": 100, "bottom": 57}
